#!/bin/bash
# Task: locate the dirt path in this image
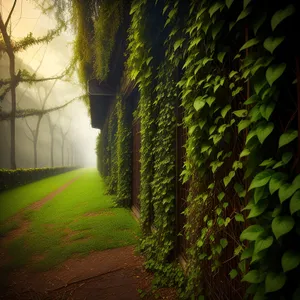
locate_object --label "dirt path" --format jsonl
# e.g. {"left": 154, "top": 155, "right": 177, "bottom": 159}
{"left": 0, "top": 246, "right": 177, "bottom": 300}
{"left": 0, "top": 176, "right": 178, "bottom": 299}
{"left": 0, "top": 175, "right": 82, "bottom": 267}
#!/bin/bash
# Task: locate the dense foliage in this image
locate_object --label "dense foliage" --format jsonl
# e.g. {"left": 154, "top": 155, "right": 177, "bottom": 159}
{"left": 0, "top": 166, "right": 79, "bottom": 192}
{"left": 70, "top": 0, "right": 124, "bottom": 107}
{"left": 79, "top": 0, "right": 300, "bottom": 298}
{"left": 126, "top": 0, "right": 299, "bottom": 299}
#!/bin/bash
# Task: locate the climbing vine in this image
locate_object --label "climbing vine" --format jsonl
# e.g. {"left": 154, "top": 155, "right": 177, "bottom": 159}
{"left": 116, "top": 96, "right": 132, "bottom": 206}
{"left": 127, "top": 0, "right": 156, "bottom": 234}
{"left": 127, "top": 0, "right": 299, "bottom": 299}
{"left": 80, "top": 0, "right": 300, "bottom": 298}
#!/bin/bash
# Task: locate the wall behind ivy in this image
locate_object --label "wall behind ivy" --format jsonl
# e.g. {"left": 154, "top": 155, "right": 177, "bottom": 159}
{"left": 125, "top": 0, "right": 300, "bottom": 299}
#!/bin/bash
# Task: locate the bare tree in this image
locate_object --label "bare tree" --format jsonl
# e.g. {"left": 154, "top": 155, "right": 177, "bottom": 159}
{"left": 0, "top": 2, "right": 68, "bottom": 169}
{"left": 59, "top": 119, "right": 71, "bottom": 167}
{"left": 46, "top": 112, "right": 59, "bottom": 167}
{"left": 23, "top": 80, "right": 57, "bottom": 167}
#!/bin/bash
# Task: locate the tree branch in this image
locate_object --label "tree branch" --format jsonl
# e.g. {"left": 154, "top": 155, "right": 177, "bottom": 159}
{"left": 0, "top": 95, "right": 84, "bottom": 121}
{"left": 13, "top": 27, "right": 62, "bottom": 52}
{"left": 5, "top": 0, "right": 18, "bottom": 28}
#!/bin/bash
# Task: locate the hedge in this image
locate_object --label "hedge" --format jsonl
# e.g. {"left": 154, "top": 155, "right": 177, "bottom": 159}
{"left": 0, "top": 167, "right": 79, "bottom": 192}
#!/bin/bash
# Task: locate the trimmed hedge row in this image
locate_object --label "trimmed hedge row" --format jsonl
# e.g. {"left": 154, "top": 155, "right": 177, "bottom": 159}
{"left": 0, "top": 167, "right": 79, "bottom": 192}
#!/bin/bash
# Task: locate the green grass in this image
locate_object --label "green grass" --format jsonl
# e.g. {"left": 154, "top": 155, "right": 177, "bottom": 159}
{"left": 0, "top": 219, "right": 20, "bottom": 237}
{"left": 0, "top": 168, "right": 140, "bottom": 271}
{"left": 0, "top": 169, "right": 84, "bottom": 222}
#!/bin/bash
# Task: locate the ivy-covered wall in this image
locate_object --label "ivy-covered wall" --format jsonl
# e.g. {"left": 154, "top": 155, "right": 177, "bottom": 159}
{"left": 90, "top": 0, "right": 300, "bottom": 299}
{"left": 95, "top": 95, "right": 133, "bottom": 206}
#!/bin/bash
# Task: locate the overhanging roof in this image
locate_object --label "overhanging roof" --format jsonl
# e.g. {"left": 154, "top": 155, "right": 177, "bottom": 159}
{"left": 88, "top": 80, "right": 116, "bottom": 130}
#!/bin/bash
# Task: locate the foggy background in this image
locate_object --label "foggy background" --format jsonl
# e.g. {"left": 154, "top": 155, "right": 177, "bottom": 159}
{"left": 0, "top": 0, "right": 99, "bottom": 169}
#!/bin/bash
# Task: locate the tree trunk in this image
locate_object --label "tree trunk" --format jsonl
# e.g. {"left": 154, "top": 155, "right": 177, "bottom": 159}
{"left": 50, "top": 134, "right": 54, "bottom": 167}
{"left": 0, "top": 15, "right": 17, "bottom": 169}
{"left": 34, "top": 140, "right": 38, "bottom": 168}
{"left": 10, "top": 87, "right": 17, "bottom": 169}
{"left": 62, "top": 140, "right": 64, "bottom": 166}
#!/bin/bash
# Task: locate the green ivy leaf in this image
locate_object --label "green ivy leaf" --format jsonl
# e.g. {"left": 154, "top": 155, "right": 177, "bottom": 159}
{"left": 220, "top": 238, "right": 228, "bottom": 249}
{"left": 256, "top": 122, "right": 274, "bottom": 144}
{"left": 229, "top": 269, "right": 238, "bottom": 279}
{"left": 233, "top": 109, "right": 248, "bottom": 118}
{"left": 254, "top": 236, "right": 273, "bottom": 255}
{"left": 218, "top": 192, "right": 225, "bottom": 201}
{"left": 272, "top": 206, "right": 282, "bottom": 218}
{"left": 206, "top": 96, "right": 216, "bottom": 107}
{"left": 197, "top": 239, "right": 204, "bottom": 248}
{"left": 244, "top": 94, "right": 259, "bottom": 105}
{"left": 221, "top": 104, "right": 231, "bottom": 118}
{"left": 237, "top": 7, "right": 251, "bottom": 22}
{"left": 290, "top": 190, "right": 300, "bottom": 215}
{"left": 282, "top": 152, "right": 293, "bottom": 164}
{"left": 223, "top": 171, "right": 235, "bottom": 187}
{"left": 253, "top": 286, "right": 266, "bottom": 300}
{"left": 194, "top": 97, "right": 205, "bottom": 111}
{"left": 225, "top": 0, "right": 234, "bottom": 8}
{"left": 233, "top": 160, "right": 243, "bottom": 171}
{"left": 242, "top": 270, "right": 265, "bottom": 283}
{"left": 251, "top": 250, "right": 266, "bottom": 265}
{"left": 279, "top": 129, "right": 298, "bottom": 148}
{"left": 229, "top": 70, "right": 238, "bottom": 78}
{"left": 174, "top": 38, "right": 185, "bottom": 51}
{"left": 254, "top": 186, "right": 268, "bottom": 203}
{"left": 249, "top": 169, "right": 274, "bottom": 190}
{"left": 209, "top": 2, "right": 224, "bottom": 17}
{"left": 278, "top": 183, "right": 296, "bottom": 203}
{"left": 235, "top": 213, "right": 245, "bottom": 222}
{"left": 209, "top": 125, "right": 217, "bottom": 135}
{"left": 272, "top": 216, "right": 295, "bottom": 239}
{"left": 240, "top": 38, "right": 260, "bottom": 51}
{"left": 272, "top": 161, "right": 284, "bottom": 169}
{"left": 247, "top": 201, "right": 268, "bottom": 219}
{"left": 269, "top": 172, "right": 288, "bottom": 195}
{"left": 259, "top": 158, "right": 276, "bottom": 168}
{"left": 217, "top": 52, "right": 226, "bottom": 63}
{"left": 212, "top": 21, "right": 224, "bottom": 40}
{"left": 253, "top": 13, "right": 267, "bottom": 35}
{"left": 271, "top": 4, "right": 295, "bottom": 31}
{"left": 234, "top": 183, "right": 246, "bottom": 197}
{"left": 265, "top": 272, "right": 286, "bottom": 293}
{"left": 201, "top": 144, "right": 210, "bottom": 153}
{"left": 263, "top": 36, "right": 285, "bottom": 54}
{"left": 254, "top": 80, "right": 268, "bottom": 95}
{"left": 244, "top": 0, "right": 251, "bottom": 8}
{"left": 259, "top": 102, "right": 275, "bottom": 121}
{"left": 281, "top": 250, "right": 300, "bottom": 272}
{"left": 225, "top": 217, "right": 231, "bottom": 226}
{"left": 241, "top": 245, "right": 254, "bottom": 260}
{"left": 240, "top": 148, "right": 250, "bottom": 158}
{"left": 240, "top": 225, "right": 264, "bottom": 241}
{"left": 238, "top": 120, "right": 251, "bottom": 133}
{"left": 266, "top": 63, "right": 286, "bottom": 86}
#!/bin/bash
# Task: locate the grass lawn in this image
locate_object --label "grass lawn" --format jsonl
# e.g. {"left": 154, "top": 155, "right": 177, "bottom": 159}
{"left": 0, "top": 169, "right": 84, "bottom": 222}
{"left": 0, "top": 169, "right": 140, "bottom": 271}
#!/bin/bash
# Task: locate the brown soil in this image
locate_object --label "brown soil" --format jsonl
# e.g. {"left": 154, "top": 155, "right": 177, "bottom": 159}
{"left": 62, "top": 228, "right": 91, "bottom": 244}
{"left": 29, "top": 176, "right": 81, "bottom": 211}
{"left": 0, "top": 246, "right": 178, "bottom": 300}
{"left": 0, "top": 176, "right": 82, "bottom": 269}
{"left": 84, "top": 210, "right": 115, "bottom": 217}
{"left": 0, "top": 176, "right": 178, "bottom": 299}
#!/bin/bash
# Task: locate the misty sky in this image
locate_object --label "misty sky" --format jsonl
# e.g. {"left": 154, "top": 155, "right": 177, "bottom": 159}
{"left": 1, "top": 0, "right": 99, "bottom": 167}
